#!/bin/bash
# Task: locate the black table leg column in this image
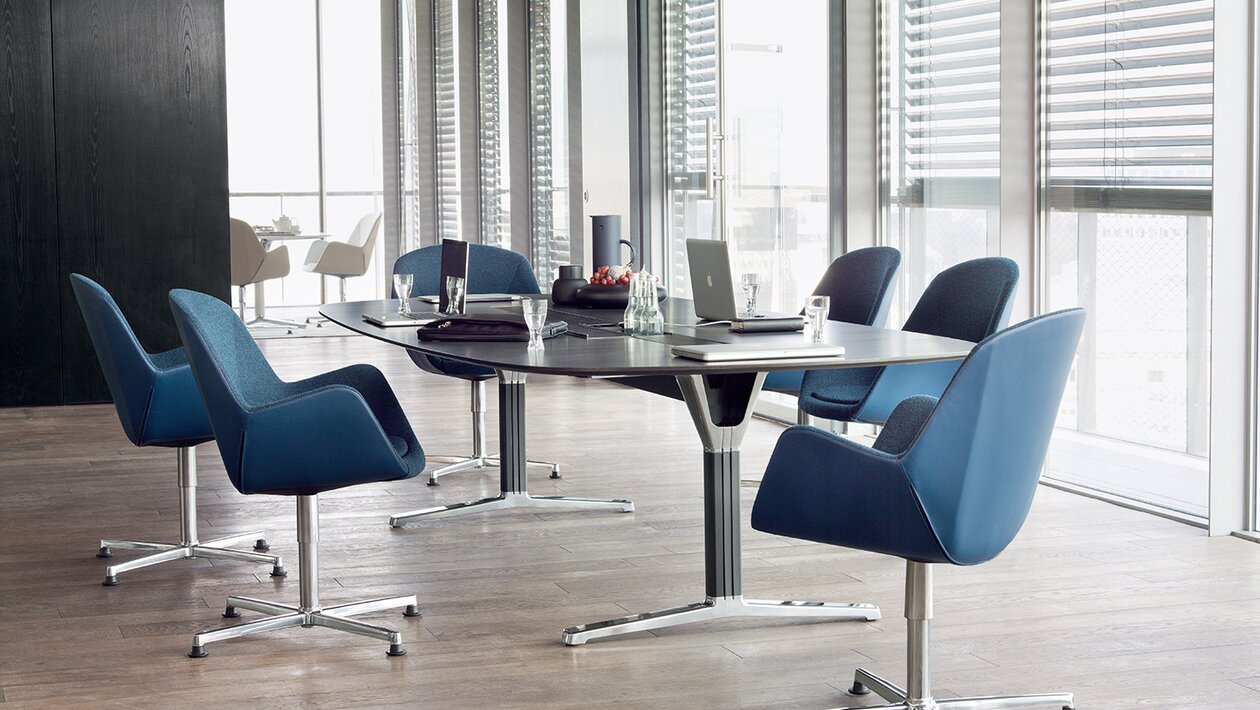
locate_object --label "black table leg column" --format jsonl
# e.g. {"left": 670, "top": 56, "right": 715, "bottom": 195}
{"left": 703, "top": 448, "right": 741, "bottom": 599}
{"left": 498, "top": 371, "right": 528, "bottom": 494}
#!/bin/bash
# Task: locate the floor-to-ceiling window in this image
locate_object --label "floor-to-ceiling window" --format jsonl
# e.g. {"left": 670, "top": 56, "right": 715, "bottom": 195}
{"left": 1040, "top": 0, "right": 1213, "bottom": 518}
{"left": 225, "top": 0, "right": 385, "bottom": 319}
{"left": 662, "top": 0, "right": 830, "bottom": 314}
{"left": 882, "top": 0, "right": 1001, "bottom": 320}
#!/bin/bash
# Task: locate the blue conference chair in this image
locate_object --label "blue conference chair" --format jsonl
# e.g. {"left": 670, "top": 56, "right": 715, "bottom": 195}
{"left": 69, "top": 275, "right": 283, "bottom": 586}
{"left": 168, "top": 289, "right": 425, "bottom": 658}
{"left": 752, "top": 308, "right": 1085, "bottom": 710}
{"left": 762, "top": 246, "right": 902, "bottom": 417}
{"left": 391, "top": 244, "right": 559, "bottom": 487}
{"left": 798, "top": 256, "right": 1019, "bottom": 427}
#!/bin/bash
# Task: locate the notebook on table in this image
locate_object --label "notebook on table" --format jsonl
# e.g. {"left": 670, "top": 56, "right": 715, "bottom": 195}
{"left": 671, "top": 342, "right": 846, "bottom": 362}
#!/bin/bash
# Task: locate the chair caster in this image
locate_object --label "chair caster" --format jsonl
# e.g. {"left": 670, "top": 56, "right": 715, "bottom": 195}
{"left": 386, "top": 643, "right": 407, "bottom": 657}
{"left": 550, "top": 465, "right": 561, "bottom": 479}
{"left": 269, "top": 565, "right": 287, "bottom": 578}
{"left": 188, "top": 645, "right": 208, "bottom": 658}
{"left": 102, "top": 575, "right": 119, "bottom": 587}
{"left": 403, "top": 604, "right": 422, "bottom": 618}
{"left": 426, "top": 478, "right": 440, "bottom": 486}
{"left": 848, "top": 681, "right": 870, "bottom": 696}
{"left": 253, "top": 539, "right": 270, "bottom": 552}
{"left": 96, "top": 546, "right": 113, "bottom": 558}
{"left": 223, "top": 606, "right": 241, "bottom": 618}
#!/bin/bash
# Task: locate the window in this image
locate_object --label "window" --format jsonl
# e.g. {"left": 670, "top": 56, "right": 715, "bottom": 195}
{"left": 1040, "top": 0, "right": 1213, "bottom": 517}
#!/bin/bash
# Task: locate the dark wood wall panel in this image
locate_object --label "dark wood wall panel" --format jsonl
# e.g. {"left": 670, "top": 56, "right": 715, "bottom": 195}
{"left": 0, "top": 0, "right": 61, "bottom": 406}
{"left": 53, "top": 0, "right": 229, "bottom": 403}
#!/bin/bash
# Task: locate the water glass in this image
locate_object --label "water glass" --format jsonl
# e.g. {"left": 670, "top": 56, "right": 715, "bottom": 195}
{"left": 522, "top": 298, "right": 548, "bottom": 351}
{"left": 443, "top": 275, "right": 467, "bottom": 315}
{"left": 741, "top": 273, "right": 762, "bottom": 317}
{"left": 635, "top": 274, "right": 665, "bottom": 335}
{"left": 623, "top": 272, "right": 644, "bottom": 334}
{"left": 393, "top": 273, "right": 414, "bottom": 315}
{"left": 805, "top": 295, "right": 830, "bottom": 343}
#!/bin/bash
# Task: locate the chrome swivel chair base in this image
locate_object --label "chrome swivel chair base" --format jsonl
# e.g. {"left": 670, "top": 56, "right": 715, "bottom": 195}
{"left": 834, "top": 562, "right": 1073, "bottom": 710}
{"left": 426, "top": 380, "right": 559, "bottom": 486}
{"left": 99, "top": 447, "right": 284, "bottom": 585}
{"left": 562, "top": 594, "right": 879, "bottom": 646}
{"left": 190, "top": 494, "right": 419, "bottom": 658}
{"left": 390, "top": 491, "right": 633, "bottom": 527}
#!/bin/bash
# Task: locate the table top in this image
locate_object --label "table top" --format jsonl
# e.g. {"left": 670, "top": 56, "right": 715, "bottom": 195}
{"left": 320, "top": 298, "right": 976, "bottom": 377}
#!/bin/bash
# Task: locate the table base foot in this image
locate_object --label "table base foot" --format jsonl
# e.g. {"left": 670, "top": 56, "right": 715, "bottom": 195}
{"left": 389, "top": 492, "right": 633, "bottom": 527}
{"left": 561, "top": 595, "right": 879, "bottom": 645}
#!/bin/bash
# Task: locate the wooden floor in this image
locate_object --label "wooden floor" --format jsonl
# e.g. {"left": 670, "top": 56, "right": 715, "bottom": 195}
{"left": 3, "top": 335, "right": 1260, "bottom": 709}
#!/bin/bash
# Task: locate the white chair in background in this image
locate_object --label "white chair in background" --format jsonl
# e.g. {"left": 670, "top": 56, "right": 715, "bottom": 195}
{"left": 230, "top": 218, "right": 304, "bottom": 330}
{"left": 303, "top": 212, "right": 383, "bottom": 324}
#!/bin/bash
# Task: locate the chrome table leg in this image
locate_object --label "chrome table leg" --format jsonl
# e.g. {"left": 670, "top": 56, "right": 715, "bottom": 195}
{"left": 389, "top": 371, "right": 632, "bottom": 526}
{"left": 562, "top": 372, "right": 878, "bottom": 645}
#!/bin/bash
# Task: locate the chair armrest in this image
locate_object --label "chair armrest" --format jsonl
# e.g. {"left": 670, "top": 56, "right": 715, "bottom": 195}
{"left": 872, "top": 395, "right": 939, "bottom": 455}
{"left": 239, "top": 385, "right": 408, "bottom": 494}
{"left": 852, "top": 359, "right": 961, "bottom": 425}
{"left": 750, "top": 425, "right": 950, "bottom": 563}
{"left": 307, "top": 240, "right": 365, "bottom": 276}
{"left": 287, "top": 364, "right": 421, "bottom": 452}
{"left": 303, "top": 240, "right": 330, "bottom": 269}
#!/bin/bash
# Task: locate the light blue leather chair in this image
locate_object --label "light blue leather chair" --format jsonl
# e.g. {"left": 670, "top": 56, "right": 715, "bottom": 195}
{"left": 798, "top": 256, "right": 1019, "bottom": 427}
{"left": 169, "top": 289, "right": 426, "bottom": 658}
{"left": 391, "top": 244, "right": 559, "bottom": 486}
{"left": 751, "top": 308, "right": 1085, "bottom": 710}
{"left": 70, "top": 274, "right": 283, "bottom": 586}
{"left": 762, "top": 246, "right": 902, "bottom": 417}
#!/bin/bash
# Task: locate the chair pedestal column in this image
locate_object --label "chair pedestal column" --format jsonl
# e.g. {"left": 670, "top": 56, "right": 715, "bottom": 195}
{"left": 388, "top": 372, "right": 634, "bottom": 525}
{"left": 842, "top": 561, "right": 1074, "bottom": 710}
{"left": 97, "top": 446, "right": 284, "bottom": 586}
{"left": 561, "top": 372, "right": 880, "bottom": 646}
{"left": 190, "top": 494, "right": 421, "bottom": 658}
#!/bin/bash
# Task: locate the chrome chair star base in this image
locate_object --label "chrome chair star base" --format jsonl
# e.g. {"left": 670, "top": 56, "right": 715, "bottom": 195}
{"left": 390, "top": 490, "right": 633, "bottom": 527}
{"left": 425, "top": 380, "right": 560, "bottom": 486}
{"left": 98, "top": 446, "right": 284, "bottom": 586}
{"left": 190, "top": 494, "right": 419, "bottom": 658}
{"left": 835, "top": 563, "right": 1073, "bottom": 710}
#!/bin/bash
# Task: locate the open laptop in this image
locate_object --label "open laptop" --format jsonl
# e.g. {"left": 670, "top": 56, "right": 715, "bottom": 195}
{"left": 685, "top": 239, "right": 805, "bottom": 330}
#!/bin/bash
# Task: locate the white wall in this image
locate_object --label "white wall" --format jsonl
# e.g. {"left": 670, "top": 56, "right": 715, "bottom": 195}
{"left": 579, "top": 0, "right": 631, "bottom": 273}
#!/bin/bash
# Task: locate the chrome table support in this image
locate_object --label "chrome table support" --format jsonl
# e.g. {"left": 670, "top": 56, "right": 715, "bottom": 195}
{"left": 241, "top": 284, "right": 306, "bottom": 331}
{"left": 562, "top": 373, "right": 879, "bottom": 645}
{"left": 425, "top": 379, "right": 560, "bottom": 485}
{"left": 98, "top": 446, "right": 284, "bottom": 585}
{"left": 190, "top": 494, "right": 420, "bottom": 658}
{"left": 839, "top": 561, "right": 1073, "bottom": 710}
{"left": 388, "top": 372, "right": 633, "bottom": 527}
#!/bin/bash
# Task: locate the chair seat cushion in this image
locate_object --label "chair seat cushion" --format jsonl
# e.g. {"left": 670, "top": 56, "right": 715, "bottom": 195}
{"left": 762, "top": 370, "right": 804, "bottom": 395}
{"left": 797, "top": 365, "right": 881, "bottom": 421}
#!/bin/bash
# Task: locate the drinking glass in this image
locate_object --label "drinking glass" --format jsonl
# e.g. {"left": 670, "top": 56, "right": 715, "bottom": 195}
{"left": 393, "top": 273, "right": 414, "bottom": 315}
{"left": 522, "top": 298, "right": 548, "bottom": 351}
{"left": 740, "top": 273, "right": 762, "bottom": 317}
{"left": 805, "top": 295, "right": 830, "bottom": 343}
{"left": 443, "top": 275, "right": 466, "bottom": 315}
{"left": 623, "top": 272, "right": 644, "bottom": 334}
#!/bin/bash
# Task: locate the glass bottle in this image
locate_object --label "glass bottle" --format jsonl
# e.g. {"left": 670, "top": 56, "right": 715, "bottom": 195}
{"left": 637, "top": 274, "right": 664, "bottom": 336}
{"left": 623, "top": 272, "right": 643, "bottom": 334}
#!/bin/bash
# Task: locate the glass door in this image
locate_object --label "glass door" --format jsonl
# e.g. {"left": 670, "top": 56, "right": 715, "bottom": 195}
{"left": 663, "top": 0, "right": 829, "bottom": 313}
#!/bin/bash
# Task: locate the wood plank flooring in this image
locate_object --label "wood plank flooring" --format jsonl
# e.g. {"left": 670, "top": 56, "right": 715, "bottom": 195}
{"left": 3, "top": 335, "right": 1260, "bottom": 708}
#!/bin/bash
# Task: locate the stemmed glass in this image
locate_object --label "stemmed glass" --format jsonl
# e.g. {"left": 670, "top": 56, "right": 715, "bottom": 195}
{"left": 740, "top": 273, "right": 761, "bottom": 317}
{"left": 805, "top": 295, "right": 830, "bottom": 343}
{"left": 522, "top": 298, "right": 548, "bottom": 352}
{"left": 393, "top": 273, "right": 414, "bottom": 316}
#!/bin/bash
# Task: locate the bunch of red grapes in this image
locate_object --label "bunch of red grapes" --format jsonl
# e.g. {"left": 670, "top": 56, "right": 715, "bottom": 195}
{"left": 589, "top": 264, "right": 635, "bottom": 286}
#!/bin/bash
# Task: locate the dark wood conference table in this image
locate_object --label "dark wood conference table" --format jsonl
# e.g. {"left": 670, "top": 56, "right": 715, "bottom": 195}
{"left": 321, "top": 297, "right": 974, "bottom": 645}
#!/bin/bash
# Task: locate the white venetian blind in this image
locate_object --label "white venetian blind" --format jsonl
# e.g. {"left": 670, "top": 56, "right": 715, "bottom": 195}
{"left": 434, "top": 0, "right": 461, "bottom": 239}
{"left": 900, "top": 0, "right": 1001, "bottom": 208}
{"left": 1044, "top": 0, "right": 1213, "bottom": 212}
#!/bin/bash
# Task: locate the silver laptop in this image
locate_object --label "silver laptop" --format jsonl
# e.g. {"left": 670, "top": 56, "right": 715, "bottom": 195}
{"left": 672, "top": 342, "right": 846, "bottom": 362}
{"left": 685, "top": 239, "right": 803, "bottom": 326}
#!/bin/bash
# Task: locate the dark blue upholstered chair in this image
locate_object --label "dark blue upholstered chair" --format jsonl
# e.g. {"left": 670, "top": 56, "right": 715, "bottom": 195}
{"left": 762, "top": 246, "right": 902, "bottom": 412}
{"left": 797, "top": 256, "right": 1019, "bottom": 428}
{"left": 752, "top": 308, "right": 1085, "bottom": 710}
{"left": 70, "top": 274, "right": 283, "bottom": 586}
{"left": 392, "top": 244, "right": 559, "bottom": 485}
{"left": 168, "top": 289, "right": 425, "bottom": 658}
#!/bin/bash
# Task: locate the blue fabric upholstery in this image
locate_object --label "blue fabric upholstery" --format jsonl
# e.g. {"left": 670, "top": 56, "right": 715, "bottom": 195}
{"left": 763, "top": 247, "right": 902, "bottom": 395}
{"left": 168, "top": 289, "right": 425, "bottom": 496}
{"left": 798, "top": 256, "right": 1019, "bottom": 424}
{"left": 752, "top": 308, "right": 1085, "bottom": 566}
{"left": 392, "top": 244, "right": 541, "bottom": 380}
{"left": 70, "top": 274, "right": 213, "bottom": 448}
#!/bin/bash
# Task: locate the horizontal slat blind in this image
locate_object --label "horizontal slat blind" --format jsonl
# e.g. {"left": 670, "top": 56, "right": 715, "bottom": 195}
{"left": 1045, "top": 0, "right": 1213, "bottom": 212}
{"left": 435, "top": 0, "right": 461, "bottom": 239}
{"left": 900, "top": 0, "right": 1001, "bottom": 206}
{"left": 666, "top": 0, "right": 716, "bottom": 182}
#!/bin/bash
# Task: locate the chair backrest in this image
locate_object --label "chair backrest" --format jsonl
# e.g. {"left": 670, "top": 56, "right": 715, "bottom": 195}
{"left": 392, "top": 243, "right": 541, "bottom": 297}
{"left": 229, "top": 218, "right": 266, "bottom": 286}
{"left": 168, "top": 289, "right": 288, "bottom": 489}
{"left": 902, "top": 308, "right": 1085, "bottom": 565}
{"left": 902, "top": 256, "right": 1019, "bottom": 342}
{"left": 69, "top": 274, "right": 164, "bottom": 444}
{"left": 348, "top": 212, "right": 384, "bottom": 248}
{"left": 811, "top": 246, "right": 901, "bottom": 327}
